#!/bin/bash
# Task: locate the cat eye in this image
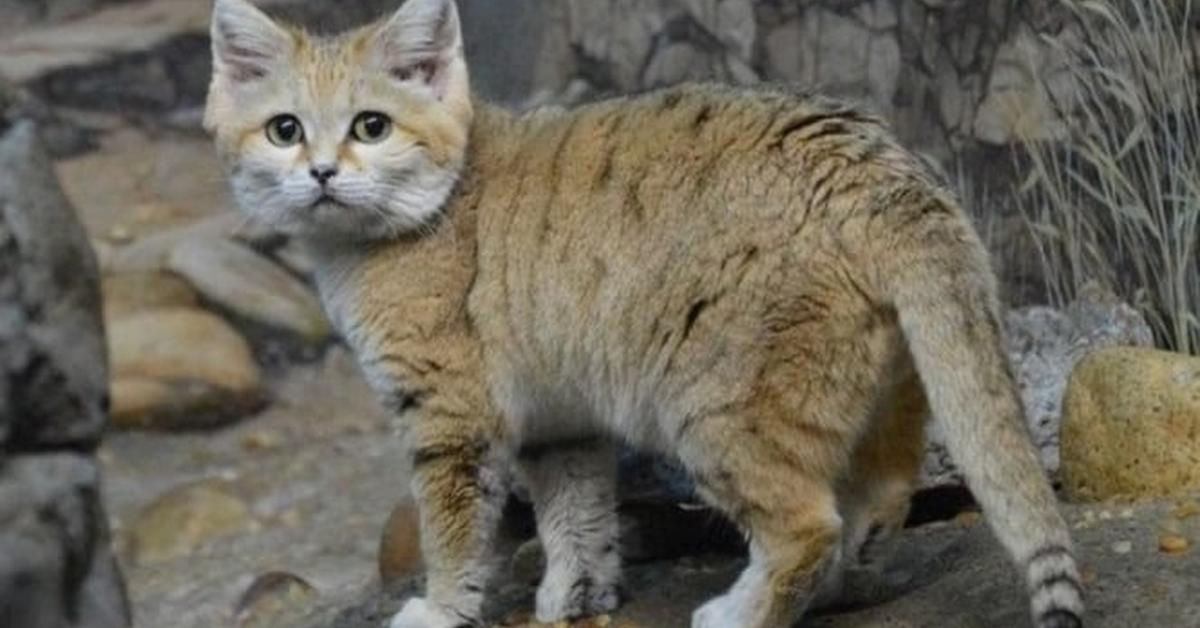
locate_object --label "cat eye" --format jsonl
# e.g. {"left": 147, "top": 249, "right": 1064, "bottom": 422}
{"left": 265, "top": 115, "right": 304, "bottom": 147}
{"left": 351, "top": 112, "right": 393, "bottom": 144}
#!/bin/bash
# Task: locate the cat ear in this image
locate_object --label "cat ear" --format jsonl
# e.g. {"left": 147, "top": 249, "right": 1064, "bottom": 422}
{"left": 210, "top": 0, "right": 294, "bottom": 83}
{"left": 371, "top": 0, "right": 467, "bottom": 100}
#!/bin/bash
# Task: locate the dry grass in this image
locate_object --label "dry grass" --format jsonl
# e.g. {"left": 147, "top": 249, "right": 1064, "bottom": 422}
{"left": 1017, "top": 0, "right": 1200, "bottom": 353}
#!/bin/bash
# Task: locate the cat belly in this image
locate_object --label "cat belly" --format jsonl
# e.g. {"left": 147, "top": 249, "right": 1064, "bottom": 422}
{"left": 489, "top": 364, "right": 664, "bottom": 453}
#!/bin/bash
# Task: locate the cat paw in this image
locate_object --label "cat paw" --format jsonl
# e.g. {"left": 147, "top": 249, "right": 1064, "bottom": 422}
{"left": 388, "top": 598, "right": 470, "bottom": 628}
{"left": 534, "top": 573, "right": 621, "bottom": 622}
{"left": 691, "top": 593, "right": 742, "bottom": 628}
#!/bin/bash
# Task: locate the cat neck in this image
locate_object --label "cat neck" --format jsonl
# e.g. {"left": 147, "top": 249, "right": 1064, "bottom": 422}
{"left": 303, "top": 97, "right": 522, "bottom": 331}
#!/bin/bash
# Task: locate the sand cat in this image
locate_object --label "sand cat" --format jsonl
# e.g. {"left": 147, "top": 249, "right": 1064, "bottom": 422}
{"left": 204, "top": 0, "right": 1084, "bottom": 626}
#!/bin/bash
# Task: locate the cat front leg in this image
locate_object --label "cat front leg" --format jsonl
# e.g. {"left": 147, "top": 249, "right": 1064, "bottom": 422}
{"left": 390, "top": 432, "right": 508, "bottom": 628}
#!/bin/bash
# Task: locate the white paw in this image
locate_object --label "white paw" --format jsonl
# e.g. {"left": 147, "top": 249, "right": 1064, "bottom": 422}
{"left": 692, "top": 593, "right": 741, "bottom": 628}
{"left": 534, "top": 572, "right": 621, "bottom": 623}
{"left": 388, "top": 598, "right": 467, "bottom": 628}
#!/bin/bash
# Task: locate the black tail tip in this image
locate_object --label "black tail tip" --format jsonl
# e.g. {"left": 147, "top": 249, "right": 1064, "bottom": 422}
{"left": 1039, "top": 609, "right": 1083, "bottom": 628}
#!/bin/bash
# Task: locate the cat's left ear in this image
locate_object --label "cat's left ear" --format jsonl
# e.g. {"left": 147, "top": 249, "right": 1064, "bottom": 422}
{"left": 371, "top": 0, "right": 468, "bottom": 103}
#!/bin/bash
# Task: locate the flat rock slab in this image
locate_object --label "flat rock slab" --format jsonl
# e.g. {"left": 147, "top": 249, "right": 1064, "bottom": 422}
{"left": 309, "top": 500, "right": 1200, "bottom": 628}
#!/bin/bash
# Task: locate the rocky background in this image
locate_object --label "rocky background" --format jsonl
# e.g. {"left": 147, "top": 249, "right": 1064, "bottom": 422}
{"left": 0, "top": 0, "right": 1198, "bottom": 627}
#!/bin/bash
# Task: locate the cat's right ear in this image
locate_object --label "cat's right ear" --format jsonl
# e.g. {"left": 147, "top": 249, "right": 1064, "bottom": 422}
{"left": 210, "top": 0, "right": 294, "bottom": 84}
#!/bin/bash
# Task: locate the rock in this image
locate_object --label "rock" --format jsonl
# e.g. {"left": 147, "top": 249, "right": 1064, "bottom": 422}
{"left": 1060, "top": 347, "right": 1200, "bottom": 502}
{"left": 378, "top": 498, "right": 422, "bottom": 586}
{"left": 642, "top": 42, "right": 708, "bottom": 88}
{"left": 0, "top": 121, "right": 109, "bottom": 449}
{"left": 972, "top": 25, "right": 1071, "bottom": 144}
{"left": 858, "top": 0, "right": 900, "bottom": 31}
{"left": 921, "top": 288, "right": 1154, "bottom": 487}
{"left": 0, "top": 454, "right": 131, "bottom": 628}
{"left": 0, "top": 120, "right": 130, "bottom": 627}
{"left": 0, "top": 0, "right": 211, "bottom": 83}
{"left": 272, "top": 240, "right": 317, "bottom": 278}
{"left": 812, "top": 9, "right": 872, "bottom": 92}
{"left": 764, "top": 19, "right": 812, "bottom": 84}
{"left": 167, "top": 236, "right": 331, "bottom": 343}
{"left": 234, "top": 572, "right": 320, "bottom": 628}
{"left": 682, "top": 0, "right": 756, "bottom": 62}
{"left": 91, "top": 238, "right": 115, "bottom": 273}
{"left": 617, "top": 448, "right": 694, "bottom": 504}
{"left": 866, "top": 33, "right": 902, "bottom": 111}
{"left": 101, "top": 270, "right": 199, "bottom": 322}
{"left": 1173, "top": 500, "right": 1200, "bottom": 520}
{"left": 108, "top": 307, "right": 264, "bottom": 429}
{"left": 1159, "top": 533, "right": 1191, "bottom": 556}
{"left": 508, "top": 538, "right": 544, "bottom": 586}
{"left": 128, "top": 480, "right": 253, "bottom": 565}
{"left": 105, "top": 213, "right": 278, "bottom": 274}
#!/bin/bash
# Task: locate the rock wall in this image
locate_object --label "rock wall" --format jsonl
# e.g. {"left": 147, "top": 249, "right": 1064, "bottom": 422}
{"left": 525, "top": 0, "right": 1076, "bottom": 162}
{"left": 0, "top": 119, "right": 131, "bottom": 626}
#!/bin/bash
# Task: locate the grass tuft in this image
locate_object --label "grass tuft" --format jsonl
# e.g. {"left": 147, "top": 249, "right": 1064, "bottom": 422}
{"left": 1017, "top": 0, "right": 1200, "bottom": 353}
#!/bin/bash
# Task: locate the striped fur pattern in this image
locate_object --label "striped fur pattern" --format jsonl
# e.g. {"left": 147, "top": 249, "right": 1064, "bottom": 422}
{"left": 205, "top": 0, "right": 1084, "bottom": 626}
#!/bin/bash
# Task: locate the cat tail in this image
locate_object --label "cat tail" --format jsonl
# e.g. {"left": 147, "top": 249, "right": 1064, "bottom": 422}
{"left": 888, "top": 218, "right": 1084, "bottom": 628}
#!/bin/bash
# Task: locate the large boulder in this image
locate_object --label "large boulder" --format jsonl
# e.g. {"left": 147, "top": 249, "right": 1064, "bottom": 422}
{"left": 1061, "top": 347, "right": 1200, "bottom": 502}
{"left": 108, "top": 307, "right": 264, "bottom": 430}
{"left": 0, "top": 120, "right": 130, "bottom": 626}
{"left": 0, "top": 455, "right": 129, "bottom": 628}
{"left": 0, "top": 122, "right": 108, "bottom": 448}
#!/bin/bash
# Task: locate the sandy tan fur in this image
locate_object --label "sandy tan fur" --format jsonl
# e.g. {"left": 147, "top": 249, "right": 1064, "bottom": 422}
{"left": 206, "top": 1, "right": 1083, "bottom": 627}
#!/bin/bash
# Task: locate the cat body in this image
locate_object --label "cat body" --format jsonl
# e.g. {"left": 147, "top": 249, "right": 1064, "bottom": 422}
{"left": 205, "top": 1, "right": 1084, "bottom": 627}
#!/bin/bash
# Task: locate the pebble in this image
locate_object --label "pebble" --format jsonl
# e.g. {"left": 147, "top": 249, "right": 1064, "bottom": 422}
{"left": 378, "top": 498, "right": 422, "bottom": 585}
{"left": 128, "top": 480, "right": 253, "bottom": 565}
{"left": 1171, "top": 500, "right": 1200, "bottom": 520}
{"left": 955, "top": 511, "right": 983, "bottom": 527}
{"left": 233, "top": 571, "right": 319, "bottom": 628}
{"left": 1112, "top": 540, "right": 1133, "bottom": 555}
{"left": 108, "top": 223, "right": 133, "bottom": 242}
{"left": 1159, "top": 533, "right": 1191, "bottom": 555}
{"left": 241, "top": 429, "right": 283, "bottom": 452}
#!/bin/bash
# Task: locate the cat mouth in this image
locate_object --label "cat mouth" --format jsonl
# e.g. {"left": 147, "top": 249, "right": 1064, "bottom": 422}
{"left": 311, "top": 193, "right": 347, "bottom": 209}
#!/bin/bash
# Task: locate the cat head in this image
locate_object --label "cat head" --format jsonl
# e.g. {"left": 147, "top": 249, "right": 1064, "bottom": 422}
{"left": 204, "top": 0, "right": 472, "bottom": 240}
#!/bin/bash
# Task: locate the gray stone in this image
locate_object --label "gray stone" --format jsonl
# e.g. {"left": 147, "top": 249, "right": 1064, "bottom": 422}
{"left": 867, "top": 33, "right": 902, "bottom": 110}
{"left": 684, "top": 0, "right": 756, "bottom": 62}
{"left": 858, "top": 0, "right": 901, "bottom": 30}
{"left": 166, "top": 236, "right": 331, "bottom": 343}
{"left": 764, "top": 19, "right": 812, "bottom": 84}
{"left": 0, "top": 454, "right": 131, "bottom": 628}
{"left": 642, "top": 42, "right": 708, "bottom": 88}
{"left": 0, "top": 120, "right": 130, "bottom": 627}
{"left": 0, "top": 121, "right": 108, "bottom": 449}
{"left": 972, "top": 24, "right": 1070, "bottom": 144}
{"left": 235, "top": 572, "right": 320, "bottom": 628}
{"left": 813, "top": 9, "right": 872, "bottom": 92}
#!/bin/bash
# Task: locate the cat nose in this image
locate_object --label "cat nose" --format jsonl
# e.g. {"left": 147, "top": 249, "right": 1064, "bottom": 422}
{"left": 309, "top": 165, "right": 338, "bottom": 185}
